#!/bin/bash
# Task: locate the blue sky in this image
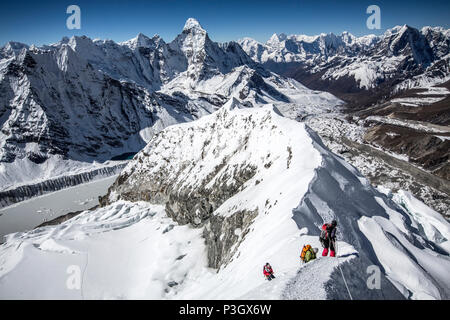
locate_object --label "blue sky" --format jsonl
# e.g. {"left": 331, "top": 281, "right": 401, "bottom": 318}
{"left": 1, "top": 0, "right": 450, "bottom": 46}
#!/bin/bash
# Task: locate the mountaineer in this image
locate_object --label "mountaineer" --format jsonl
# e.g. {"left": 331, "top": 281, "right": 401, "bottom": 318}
{"left": 300, "top": 244, "right": 318, "bottom": 263}
{"left": 319, "top": 220, "right": 338, "bottom": 257}
{"left": 263, "top": 263, "right": 275, "bottom": 281}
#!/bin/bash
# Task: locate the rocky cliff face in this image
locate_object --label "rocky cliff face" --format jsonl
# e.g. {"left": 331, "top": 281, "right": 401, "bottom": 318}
{"left": 203, "top": 208, "right": 258, "bottom": 268}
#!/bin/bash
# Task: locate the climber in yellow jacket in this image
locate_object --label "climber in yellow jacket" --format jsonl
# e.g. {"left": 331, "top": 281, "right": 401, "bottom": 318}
{"left": 300, "top": 245, "right": 318, "bottom": 263}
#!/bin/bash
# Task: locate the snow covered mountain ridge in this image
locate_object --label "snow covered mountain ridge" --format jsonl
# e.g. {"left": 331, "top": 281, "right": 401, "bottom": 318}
{"left": 239, "top": 25, "right": 450, "bottom": 105}
{"left": 0, "top": 18, "right": 341, "bottom": 192}
{"left": 1, "top": 99, "right": 449, "bottom": 299}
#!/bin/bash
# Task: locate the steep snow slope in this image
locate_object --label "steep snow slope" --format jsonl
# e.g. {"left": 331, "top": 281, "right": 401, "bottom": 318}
{"left": 0, "top": 18, "right": 341, "bottom": 191}
{"left": 1, "top": 100, "right": 448, "bottom": 299}
{"left": 293, "top": 128, "right": 450, "bottom": 299}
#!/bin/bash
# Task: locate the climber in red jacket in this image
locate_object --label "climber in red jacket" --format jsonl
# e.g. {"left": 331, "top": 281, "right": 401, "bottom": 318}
{"left": 320, "top": 220, "right": 338, "bottom": 257}
{"left": 263, "top": 263, "right": 275, "bottom": 281}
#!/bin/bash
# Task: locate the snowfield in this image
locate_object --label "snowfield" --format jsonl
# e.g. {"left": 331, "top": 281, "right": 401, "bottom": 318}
{"left": 0, "top": 102, "right": 449, "bottom": 300}
{"left": 0, "top": 201, "right": 207, "bottom": 299}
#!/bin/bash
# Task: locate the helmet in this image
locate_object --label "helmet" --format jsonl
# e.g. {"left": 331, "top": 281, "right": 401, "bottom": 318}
{"left": 331, "top": 220, "right": 337, "bottom": 227}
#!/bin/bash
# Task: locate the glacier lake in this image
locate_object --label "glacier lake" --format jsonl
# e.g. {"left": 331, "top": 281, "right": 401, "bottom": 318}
{"left": 0, "top": 175, "right": 117, "bottom": 242}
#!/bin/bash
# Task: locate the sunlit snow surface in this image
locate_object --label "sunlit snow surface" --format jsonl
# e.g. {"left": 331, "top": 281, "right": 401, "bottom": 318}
{"left": 0, "top": 201, "right": 207, "bottom": 299}
{"left": 0, "top": 105, "right": 449, "bottom": 300}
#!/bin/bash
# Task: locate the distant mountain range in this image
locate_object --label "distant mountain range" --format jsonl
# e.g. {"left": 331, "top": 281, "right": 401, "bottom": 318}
{"left": 239, "top": 25, "right": 450, "bottom": 107}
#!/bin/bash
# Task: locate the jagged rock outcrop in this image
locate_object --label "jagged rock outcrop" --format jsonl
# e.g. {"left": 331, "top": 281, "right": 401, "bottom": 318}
{"left": 203, "top": 209, "right": 258, "bottom": 269}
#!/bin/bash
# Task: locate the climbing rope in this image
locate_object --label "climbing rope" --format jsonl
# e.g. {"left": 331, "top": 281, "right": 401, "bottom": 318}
{"left": 80, "top": 251, "right": 89, "bottom": 300}
{"left": 334, "top": 240, "right": 353, "bottom": 300}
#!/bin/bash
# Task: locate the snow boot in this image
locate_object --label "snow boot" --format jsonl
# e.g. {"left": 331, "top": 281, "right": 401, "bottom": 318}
{"left": 330, "top": 250, "right": 336, "bottom": 257}
{"left": 322, "top": 248, "right": 328, "bottom": 256}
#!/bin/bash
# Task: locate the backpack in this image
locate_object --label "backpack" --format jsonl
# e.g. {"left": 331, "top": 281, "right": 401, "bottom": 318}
{"left": 300, "top": 244, "right": 312, "bottom": 261}
{"left": 319, "top": 224, "right": 328, "bottom": 247}
{"left": 320, "top": 224, "right": 328, "bottom": 240}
